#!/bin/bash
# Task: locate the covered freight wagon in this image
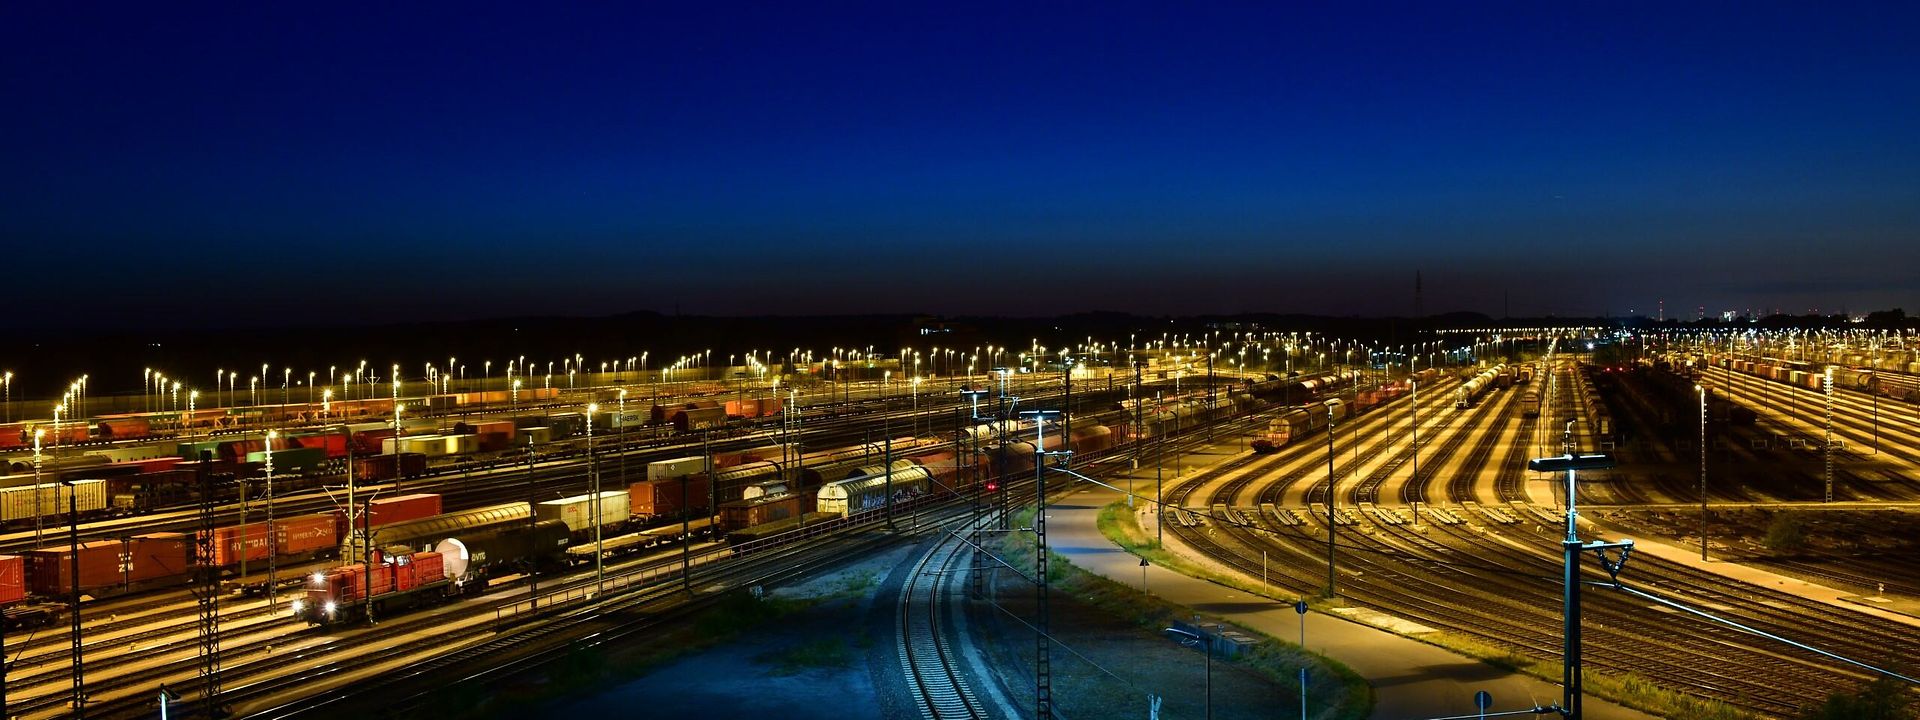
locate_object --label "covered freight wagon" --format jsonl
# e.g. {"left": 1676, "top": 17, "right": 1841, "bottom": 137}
{"left": 0, "top": 479, "right": 107, "bottom": 523}
{"left": 358, "top": 502, "right": 531, "bottom": 557}
{"left": 816, "top": 467, "right": 932, "bottom": 516}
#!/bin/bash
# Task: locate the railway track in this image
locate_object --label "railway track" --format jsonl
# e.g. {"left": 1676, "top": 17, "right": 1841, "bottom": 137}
{"left": 898, "top": 520, "right": 988, "bottom": 720}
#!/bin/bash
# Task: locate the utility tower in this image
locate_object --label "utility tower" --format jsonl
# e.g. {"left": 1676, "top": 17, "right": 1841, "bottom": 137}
{"left": 192, "top": 451, "right": 223, "bottom": 717}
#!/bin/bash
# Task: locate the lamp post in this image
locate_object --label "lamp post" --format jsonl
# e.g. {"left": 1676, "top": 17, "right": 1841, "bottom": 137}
{"left": 587, "top": 403, "right": 602, "bottom": 594}
{"left": 265, "top": 430, "right": 279, "bottom": 606}
{"left": 63, "top": 478, "right": 85, "bottom": 717}
{"left": 1697, "top": 385, "right": 1708, "bottom": 561}
{"left": 1410, "top": 379, "right": 1420, "bottom": 527}
{"left": 1325, "top": 414, "right": 1337, "bottom": 598}
{"left": 32, "top": 429, "right": 45, "bottom": 545}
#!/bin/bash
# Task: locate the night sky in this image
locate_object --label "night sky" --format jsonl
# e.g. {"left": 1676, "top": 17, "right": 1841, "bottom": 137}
{"left": 6, "top": 3, "right": 1917, "bottom": 326}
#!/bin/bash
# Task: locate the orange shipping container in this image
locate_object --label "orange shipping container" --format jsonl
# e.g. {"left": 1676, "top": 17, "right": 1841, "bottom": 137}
{"left": 213, "top": 522, "right": 273, "bottom": 567}
{"left": 0, "top": 555, "right": 25, "bottom": 605}
{"left": 278, "top": 514, "right": 338, "bottom": 556}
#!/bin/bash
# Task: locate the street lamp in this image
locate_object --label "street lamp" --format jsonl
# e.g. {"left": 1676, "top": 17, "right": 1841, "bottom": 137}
{"left": 1410, "top": 379, "right": 1420, "bottom": 527}
{"left": 586, "top": 402, "right": 602, "bottom": 594}
{"left": 265, "top": 430, "right": 279, "bottom": 606}
{"left": 1696, "top": 384, "right": 1708, "bottom": 561}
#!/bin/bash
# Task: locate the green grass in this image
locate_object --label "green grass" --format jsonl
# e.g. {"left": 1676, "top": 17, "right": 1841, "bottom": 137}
{"left": 1094, "top": 501, "right": 1758, "bottom": 720}
{"left": 1006, "top": 505, "right": 1374, "bottom": 720}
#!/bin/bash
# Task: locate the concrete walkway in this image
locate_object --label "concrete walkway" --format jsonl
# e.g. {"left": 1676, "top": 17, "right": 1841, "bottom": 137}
{"left": 1048, "top": 483, "right": 1659, "bottom": 720}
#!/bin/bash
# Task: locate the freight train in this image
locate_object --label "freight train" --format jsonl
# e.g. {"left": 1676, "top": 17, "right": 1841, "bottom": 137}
{"left": 0, "top": 387, "right": 803, "bottom": 528}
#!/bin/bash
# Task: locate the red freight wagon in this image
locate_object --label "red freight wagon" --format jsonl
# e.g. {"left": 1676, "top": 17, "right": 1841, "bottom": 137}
{"left": 354, "top": 452, "right": 426, "bottom": 483}
{"left": 908, "top": 452, "right": 960, "bottom": 489}
{"left": 295, "top": 433, "right": 352, "bottom": 459}
{"left": 719, "top": 493, "right": 804, "bottom": 531}
{"left": 0, "top": 555, "right": 25, "bottom": 605}
{"left": 629, "top": 475, "right": 710, "bottom": 518}
{"left": 112, "top": 456, "right": 183, "bottom": 474}
{"left": 95, "top": 417, "right": 152, "bottom": 439}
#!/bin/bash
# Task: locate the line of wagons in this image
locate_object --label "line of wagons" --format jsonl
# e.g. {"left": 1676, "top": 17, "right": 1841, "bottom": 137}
{"left": 0, "top": 392, "right": 797, "bottom": 530}
{"left": 0, "top": 423, "right": 1123, "bottom": 629}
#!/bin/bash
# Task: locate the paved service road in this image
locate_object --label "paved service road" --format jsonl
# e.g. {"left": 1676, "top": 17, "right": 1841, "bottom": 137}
{"left": 1048, "top": 484, "right": 1660, "bottom": 720}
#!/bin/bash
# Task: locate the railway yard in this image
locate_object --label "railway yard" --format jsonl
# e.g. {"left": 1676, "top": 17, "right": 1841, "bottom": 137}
{"left": 0, "top": 326, "right": 1917, "bottom": 718}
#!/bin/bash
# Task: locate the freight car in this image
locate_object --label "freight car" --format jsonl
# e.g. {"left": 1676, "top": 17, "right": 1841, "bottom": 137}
{"left": 433, "top": 519, "right": 571, "bottom": 590}
{"left": 0, "top": 479, "right": 107, "bottom": 525}
{"left": 354, "top": 502, "right": 531, "bottom": 558}
{"left": 26, "top": 532, "right": 191, "bottom": 599}
{"left": 718, "top": 492, "right": 808, "bottom": 532}
{"left": 537, "top": 491, "right": 632, "bottom": 541}
{"left": 816, "top": 466, "right": 933, "bottom": 516}
{"left": 0, "top": 555, "right": 64, "bottom": 629}
{"left": 1455, "top": 365, "right": 1505, "bottom": 409}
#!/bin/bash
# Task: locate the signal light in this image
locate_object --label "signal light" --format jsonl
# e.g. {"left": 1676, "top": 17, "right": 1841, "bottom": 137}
{"left": 986, "top": 481, "right": 999, "bottom": 492}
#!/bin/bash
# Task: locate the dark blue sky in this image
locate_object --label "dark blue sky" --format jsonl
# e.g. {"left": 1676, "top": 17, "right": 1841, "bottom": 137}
{"left": 6, "top": 2, "right": 1917, "bottom": 325}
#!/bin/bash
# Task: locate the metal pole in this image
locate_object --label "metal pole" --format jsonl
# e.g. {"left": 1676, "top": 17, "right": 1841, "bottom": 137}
{"left": 1560, "top": 423, "right": 1582, "bottom": 719}
{"left": 1699, "top": 387, "right": 1708, "bottom": 561}
{"left": 1326, "top": 417, "right": 1337, "bottom": 598}
{"left": 1411, "top": 379, "right": 1420, "bottom": 526}
{"left": 1204, "top": 634, "right": 1213, "bottom": 720}
{"left": 266, "top": 432, "right": 278, "bottom": 607}
{"left": 1824, "top": 368, "right": 1834, "bottom": 503}
{"left": 681, "top": 473, "right": 692, "bottom": 594}
{"left": 528, "top": 436, "right": 538, "bottom": 610}
{"left": 66, "top": 481, "right": 84, "bottom": 718}
{"left": 1156, "top": 426, "right": 1164, "bottom": 547}
{"left": 590, "top": 410, "right": 602, "bottom": 594}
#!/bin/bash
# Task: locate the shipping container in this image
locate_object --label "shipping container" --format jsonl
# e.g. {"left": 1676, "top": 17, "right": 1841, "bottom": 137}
{"left": 0, "top": 555, "right": 25, "bottom": 605}
{"left": 629, "top": 475, "right": 711, "bottom": 518}
{"left": 536, "top": 491, "right": 632, "bottom": 535}
{"left": 212, "top": 522, "right": 273, "bottom": 566}
{"left": 384, "top": 435, "right": 450, "bottom": 457}
{"left": 278, "top": 515, "right": 338, "bottom": 557}
{"left": 647, "top": 456, "right": 707, "bottom": 480}
{"left": 246, "top": 446, "right": 328, "bottom": 473}
{"left": 26, "top": 535, "right": 189, "bottom": 598}
{"left": 515, "top": 427, "right": 554, "bottom": 445}
{"left": 368, "top": 494, "right": 442, "bottom": 529}
{"left": 673, "top": 406, "right": 729, "bottom": 432}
